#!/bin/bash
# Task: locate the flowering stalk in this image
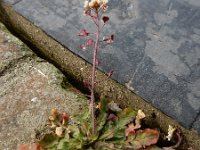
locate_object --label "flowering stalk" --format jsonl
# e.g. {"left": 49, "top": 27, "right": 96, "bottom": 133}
{"left": 79, "top": 0, "right": 112, "bottom": 134}
{"left": 90, "top": 10, "right": 100, "bottom": 134}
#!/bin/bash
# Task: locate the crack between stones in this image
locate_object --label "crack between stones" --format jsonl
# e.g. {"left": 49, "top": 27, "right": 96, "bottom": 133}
{"left": 190, "top": 109, "right": 200, "bottom": 129}
{"left": 12, "top": 0, "right": 22, "bottom": 5}
{"left": 0, "top": 55, "right": 32, "bottom": 77}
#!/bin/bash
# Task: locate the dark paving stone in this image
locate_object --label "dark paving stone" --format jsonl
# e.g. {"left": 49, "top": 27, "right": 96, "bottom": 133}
{"left": 3, "top": 0, "right": 200, "bottom": 131}
{"left": 192, "top": 115, "right": 200, "bottom": 132}
{"left": 3, "top": 0, "right": 22, "bottom": 5}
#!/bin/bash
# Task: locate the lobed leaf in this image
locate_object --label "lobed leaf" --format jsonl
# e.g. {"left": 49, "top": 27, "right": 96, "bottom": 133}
{"left": 128, "top": 129, "right": 160, "bottom": 149}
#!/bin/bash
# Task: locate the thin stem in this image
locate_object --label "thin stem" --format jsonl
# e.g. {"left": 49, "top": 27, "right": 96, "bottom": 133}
{"left": 91, "top": 16, "right": 98, "bottom": 26}
{"left": 90, "top": 10, "right": 99, "bottom": 134}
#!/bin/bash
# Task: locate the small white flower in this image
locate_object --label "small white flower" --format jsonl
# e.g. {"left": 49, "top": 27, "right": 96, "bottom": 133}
{"left": 84, "top": 0, "right": 89, "bottom": 8}
{"left": 166, "top": 125, "right": 176, "bottom": 141}
{"left": 136, "top": 109, "right": 146, "bottom": 119}
{"left": 84, "top": 0, "right": 108, "bottom": 10}
{"left": 89, "top": 0, "right": 95, "bottom": 7}
{"left": 102, "top": 0, "right": 108, "bottom": 4}
{"left": 134, "top": 109, "right": 146, "bottom": 129}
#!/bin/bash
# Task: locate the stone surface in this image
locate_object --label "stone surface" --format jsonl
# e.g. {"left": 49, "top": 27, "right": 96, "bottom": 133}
{"left": 3, "top": 0, "right": 200, "bottom": 131}
{"left": 192, "top": 115, "right": 200, "bottom": 133}
{"left": 0, "top": 23, "right": 87, "bottom": 149}
{"left": 3, "top": 0, "right": 22, "bottom": 5}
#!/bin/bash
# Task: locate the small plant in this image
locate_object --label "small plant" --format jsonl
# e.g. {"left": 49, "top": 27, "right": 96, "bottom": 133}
{"left": 21, "top": 99, "right": 182, "bottom": 150}
{"left": 18, "top": 0, "right": 191, "bottom": 149}
{"left": 79, "top": 0, "right": 114, "bottom": 134}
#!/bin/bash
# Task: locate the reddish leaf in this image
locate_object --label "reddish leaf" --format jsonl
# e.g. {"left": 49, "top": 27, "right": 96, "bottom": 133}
{"left": 30, "top": 143, "right": 44, "bottom": 150}
{"left": 62, "top": 112, "right": 70, "bottom": 125}
{"left": 125, "top": 123, "right": 136, "bottom": 136}
{"left": 18, "top": 143, "right": 44, "bottom": 150}
{"left": 78, "top": 29, "right": 90, "bottom": 36}
{"left": 102, "top": 16, "right": 109, "bottom": 23}
{"left": 129, "top": 129, "right": 160, "bottom": 149}
{"left": 18, "top": 144, "right": 29, "bottom": 150}
{"left": 62, "top": 112, "right": 69, "bottom": 121}
{"left": 103, "top": 34, "right": 114, "bottom": 44}
{"left": 86, "top": 38, "right": 94, "bottom": 47}
{"left": 107, "top": 113, "right": 117, "bottom": 122}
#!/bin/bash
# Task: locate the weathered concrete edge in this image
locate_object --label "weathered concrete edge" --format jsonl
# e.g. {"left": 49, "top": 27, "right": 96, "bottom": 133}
{"left": 0, "top": 2, "right": 199, "bottom": 148}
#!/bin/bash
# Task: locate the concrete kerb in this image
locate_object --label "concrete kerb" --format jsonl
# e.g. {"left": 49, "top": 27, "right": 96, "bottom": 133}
{"left": 0, "top": 2, "right": 200, "bottom": 148}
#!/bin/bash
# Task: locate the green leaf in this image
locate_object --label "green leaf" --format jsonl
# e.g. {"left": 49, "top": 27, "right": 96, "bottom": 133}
{"left": 57, "top": 138, "right": 69, "bottom": 150}
{"left": 99, "top": 128, "right": 115, "bottom": 140}
{"left": 129, "top": 129, "right": 160, "bottom": 149}
{"left": 96, "top": 98, "right": 108, "bottom": 132}
{"left": 99, "top": 98, "right": 108, "bottom": 112}
{"left": 116, "top": 107, "right": 136, "bottom": 129}
{"left": 56, "top": 133, "right": 70, "bottom": 149}
{"left": 99, "top": 108, "right": 136, "bottom": 141}
{"left": 39, "top": 133, "right": 59, "bottom": 148}
{"left": 73, "top": 108, "right": 90, "bottom": 123}
{"left": 97, "top": 112, "right": 107, "bottom": 132}
{"left": 67, "top": 138, "right": 83, "bottom": 149}
{"left": 72, "top": 109, "right": 92, "bottom": 138}
{"left": 112, "top": 128, "right": 125, "bottom": 139}
{"left": 67, "top": 125, "right": 81, "bottom": 139}
{"left": 79, "top": 121, "right": 91, "bottom": 137}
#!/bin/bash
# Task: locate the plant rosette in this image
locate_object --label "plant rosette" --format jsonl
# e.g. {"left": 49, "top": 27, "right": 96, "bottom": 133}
{"left": 18, "top": 0, "right": 193, "bottom": 149}
{"left": 19, "top": 99, "right": 183, "bottom": 150}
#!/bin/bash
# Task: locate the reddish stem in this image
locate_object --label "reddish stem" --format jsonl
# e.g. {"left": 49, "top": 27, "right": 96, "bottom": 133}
{"left": 90, "top": 10, "right": 99, "bottom": 134}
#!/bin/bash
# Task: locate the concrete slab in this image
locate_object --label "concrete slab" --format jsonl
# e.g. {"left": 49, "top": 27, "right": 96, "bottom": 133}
{"left": 3, "top": 0, "right": 200, "bottom": 131}
{"left": 0, "top": 23, "right": 87, "bottom": 149}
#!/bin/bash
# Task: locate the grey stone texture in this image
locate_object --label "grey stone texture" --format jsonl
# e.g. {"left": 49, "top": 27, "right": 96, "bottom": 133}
{"left": 0, "top": 23, "right": 87, "bottom": 149}
{"left": 3, "top": 0, "right": 200, "bottom": 132}
{"left": 192, "top": 115, "right": 200, "bottom": 133}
